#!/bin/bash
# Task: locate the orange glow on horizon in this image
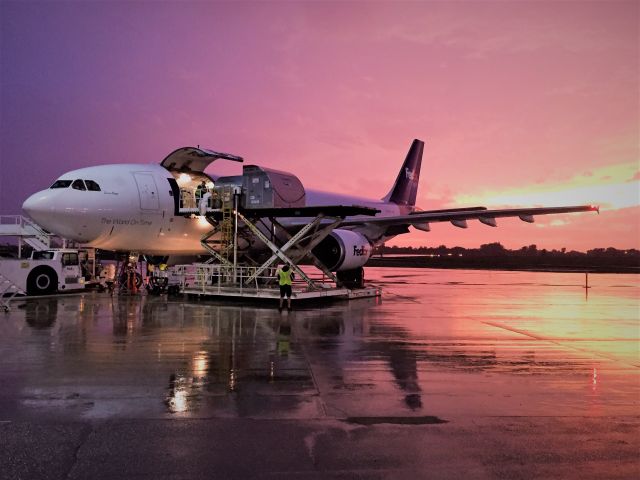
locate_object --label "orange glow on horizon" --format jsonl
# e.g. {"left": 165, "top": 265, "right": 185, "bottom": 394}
{"left": 453, "top": 162, "right": 639, "bottom": 212}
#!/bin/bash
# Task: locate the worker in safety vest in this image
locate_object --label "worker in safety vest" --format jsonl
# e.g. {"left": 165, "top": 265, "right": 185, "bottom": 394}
{"left": 276, "top": 264, "right": 295, "bottom": 312}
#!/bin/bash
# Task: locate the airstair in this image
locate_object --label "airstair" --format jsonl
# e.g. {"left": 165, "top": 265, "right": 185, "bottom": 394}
{"left": 0, "top": 215, "right": 52, "bottom": 256}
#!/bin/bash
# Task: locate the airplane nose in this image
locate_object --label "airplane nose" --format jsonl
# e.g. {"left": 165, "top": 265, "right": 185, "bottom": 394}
{"left": 22, "top": 191, "right": 55, "bottom": 226}
{"left": 22, "top": 190, "right": 100, "bottom": 242}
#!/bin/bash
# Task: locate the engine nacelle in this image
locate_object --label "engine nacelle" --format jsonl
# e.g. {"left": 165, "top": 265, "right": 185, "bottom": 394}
{"left": 312, "top": 229, "right": 372, "bottom": 271}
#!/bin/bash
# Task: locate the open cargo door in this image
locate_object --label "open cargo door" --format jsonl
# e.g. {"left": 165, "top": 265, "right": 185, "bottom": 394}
{"left": 161, "top": 147, "right": 243, "bottom": 173}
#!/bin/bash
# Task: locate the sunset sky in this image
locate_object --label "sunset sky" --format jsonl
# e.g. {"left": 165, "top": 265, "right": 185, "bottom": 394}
{"left": 1, "top": 1, "right": 638, "bottom": 251}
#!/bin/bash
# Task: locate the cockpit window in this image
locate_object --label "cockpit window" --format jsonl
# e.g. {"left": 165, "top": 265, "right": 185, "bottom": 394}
{"left": 50, "top": 180, "right": 72, "bottom": 189}
{"left": 84, "top": 180, "right": 101, "bottom": 191}
{"left": 71, "top": 179, "right": 86, "bottom": 191}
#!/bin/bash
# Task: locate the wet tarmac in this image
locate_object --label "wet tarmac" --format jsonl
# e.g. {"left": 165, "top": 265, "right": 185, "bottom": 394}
{"left": 1, "top": 268, "right": 638, "bottom": 479}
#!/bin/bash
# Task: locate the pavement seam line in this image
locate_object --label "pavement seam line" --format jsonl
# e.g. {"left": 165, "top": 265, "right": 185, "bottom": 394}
{"left": 63, "top": 423, "right": 94, "bottom": 480}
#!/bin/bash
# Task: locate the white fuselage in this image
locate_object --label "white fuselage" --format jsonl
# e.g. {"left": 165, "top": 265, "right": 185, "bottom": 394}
{"left": 22, "top": 163, "right": 403, "bottom": 255}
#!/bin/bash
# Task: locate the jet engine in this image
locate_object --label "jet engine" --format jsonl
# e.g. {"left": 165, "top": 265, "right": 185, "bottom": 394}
{"left": 312, "top": 229, "right": 372, "bottom": 271}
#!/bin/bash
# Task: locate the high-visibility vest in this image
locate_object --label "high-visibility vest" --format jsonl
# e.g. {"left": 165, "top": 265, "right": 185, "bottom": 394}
{"left": 278, "top": 269, "right": 293, "bottom": 286}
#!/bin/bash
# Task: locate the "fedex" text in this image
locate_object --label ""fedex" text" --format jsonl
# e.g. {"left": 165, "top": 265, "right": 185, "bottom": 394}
{"left": 353, "top": 245, "right": 369, "bottom": 256}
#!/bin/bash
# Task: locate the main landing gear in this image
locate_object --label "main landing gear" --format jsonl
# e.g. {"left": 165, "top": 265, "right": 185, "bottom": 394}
{"left": 336, "top": 267, "right": 365, "bottom": 289}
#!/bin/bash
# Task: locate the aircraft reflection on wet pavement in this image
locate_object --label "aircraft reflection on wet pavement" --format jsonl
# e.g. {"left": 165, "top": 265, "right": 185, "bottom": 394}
{"left": 2, "top": 268, "right": 638, "bottom": 422}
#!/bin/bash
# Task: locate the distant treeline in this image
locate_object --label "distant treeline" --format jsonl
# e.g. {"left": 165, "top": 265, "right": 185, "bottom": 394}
{"left": 2, "top": 241, "right": 638, "bottom": 273}
{"left": 367, "top": 243, "right": 640, "bottom": 273}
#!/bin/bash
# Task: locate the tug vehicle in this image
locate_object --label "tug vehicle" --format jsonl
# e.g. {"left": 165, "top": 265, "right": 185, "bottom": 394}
{"left": 0, "top": 249, "right": 85, "bottom": 296}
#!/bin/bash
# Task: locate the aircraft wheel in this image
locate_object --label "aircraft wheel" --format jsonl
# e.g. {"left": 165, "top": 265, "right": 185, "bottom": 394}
{"left": 119, "top": 271, "right": 143, "bottom": 292}
{"left": 27, "top": 267, "right": 58, "bottom": 295}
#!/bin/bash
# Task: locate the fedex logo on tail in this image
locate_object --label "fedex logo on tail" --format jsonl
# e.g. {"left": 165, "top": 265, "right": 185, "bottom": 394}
{"left": 404, "top": 167, "right": 415, "bottom": 181}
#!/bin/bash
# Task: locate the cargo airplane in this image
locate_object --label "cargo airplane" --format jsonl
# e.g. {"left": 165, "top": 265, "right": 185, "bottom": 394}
{"left": 22, "top": 139, "right": 597, "bottom": 282}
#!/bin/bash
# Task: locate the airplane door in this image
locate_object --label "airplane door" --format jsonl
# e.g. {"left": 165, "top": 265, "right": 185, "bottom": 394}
{"left": 133, "top": 172, "right": 160, "bottom": 210}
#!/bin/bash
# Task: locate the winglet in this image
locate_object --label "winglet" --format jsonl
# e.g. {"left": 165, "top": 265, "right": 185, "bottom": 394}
{"left": 382, "top": 139, "right": 424, "bottom": 207}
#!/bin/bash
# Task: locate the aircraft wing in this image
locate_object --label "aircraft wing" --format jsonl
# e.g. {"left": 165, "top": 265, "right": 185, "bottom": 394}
{"left": 340, "top": 205, "right": 599, "bottom": 229}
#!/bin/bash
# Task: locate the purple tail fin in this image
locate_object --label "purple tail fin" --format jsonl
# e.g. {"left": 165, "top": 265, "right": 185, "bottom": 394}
{"left": 382, "top": 139, "right": 424, "bottom": 206}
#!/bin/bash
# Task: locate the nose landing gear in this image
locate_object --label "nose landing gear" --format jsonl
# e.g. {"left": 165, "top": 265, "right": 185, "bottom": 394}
{"left": 115, "top": 253, "right": 143, "bottom": 295}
